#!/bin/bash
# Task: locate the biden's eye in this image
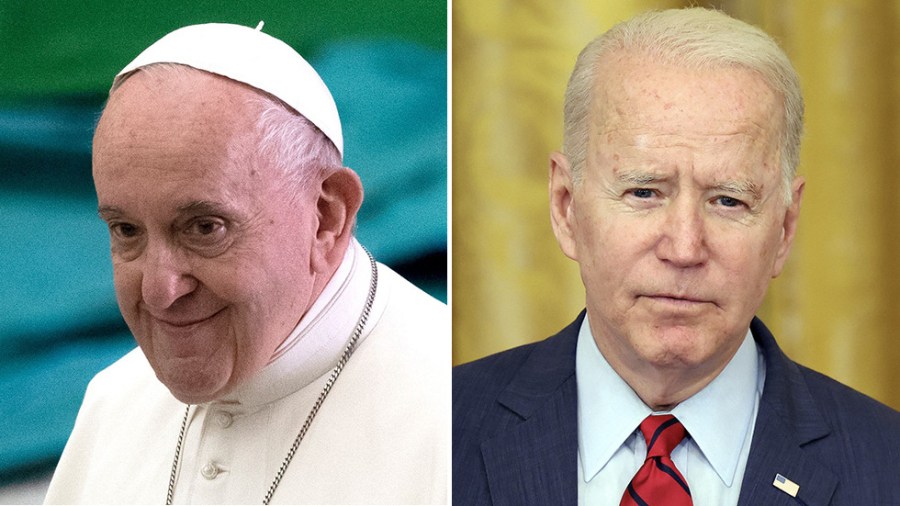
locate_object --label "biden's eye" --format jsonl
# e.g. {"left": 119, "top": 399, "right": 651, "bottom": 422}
{"left": 630, "top": 188, "right": 655, "bottom": 199}
{"left": 715, "top": 196, "right": 744, "bottom": 208}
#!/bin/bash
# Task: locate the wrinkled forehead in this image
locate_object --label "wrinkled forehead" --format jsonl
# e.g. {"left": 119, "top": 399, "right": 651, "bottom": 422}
{"left": 99, "top": 68, "right": 263, "bottom": 135}
{"left": 589, "top": 51, "right": 784, "bottom": 142}
{"left": 93, "top": 70, "right": 270, "bottom": 178}
{"left": 92, "top": 69, "right": 271, "bottom": 192}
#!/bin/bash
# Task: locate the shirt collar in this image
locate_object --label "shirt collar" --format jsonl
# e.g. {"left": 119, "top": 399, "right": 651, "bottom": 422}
{"left": 671, "top": 329, "right": 760, "bottom": 486}
{"left": 576, "top": 318, "right": 649, "bottom": 482}
{"left": 576, "top": 316, "right": 761, "bottom": 486}
{"left": 216, "top": 238, "right": 385, "bottom": 407}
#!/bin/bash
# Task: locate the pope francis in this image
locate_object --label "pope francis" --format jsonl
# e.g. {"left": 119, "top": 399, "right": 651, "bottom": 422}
{"left": 43, "top": 23, "right": 448, "bottom": 505}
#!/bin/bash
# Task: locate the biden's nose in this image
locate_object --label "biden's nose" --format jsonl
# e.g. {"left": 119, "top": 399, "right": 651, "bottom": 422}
{"left": 655, "top": 200, "right": 709, "bottom": 268}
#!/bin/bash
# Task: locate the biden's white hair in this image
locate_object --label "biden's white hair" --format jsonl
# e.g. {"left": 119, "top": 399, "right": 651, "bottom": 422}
{"left": 563, "top": 8, "right": 803, "bottom": 202}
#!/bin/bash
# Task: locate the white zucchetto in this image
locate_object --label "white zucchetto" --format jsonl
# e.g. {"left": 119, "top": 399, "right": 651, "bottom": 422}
{"left": 111, "top": 22, "right": 343, "bottom": 156}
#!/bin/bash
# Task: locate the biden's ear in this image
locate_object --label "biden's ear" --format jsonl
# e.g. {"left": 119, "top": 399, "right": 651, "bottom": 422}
{"left": 771, "top": 176, "right": 804, "bottom": 278}
{"left": 311, "top": 167, "right": 364, "bottom": 273}
{"left": 549, "top": 151, "right": 579, "bottom": 261}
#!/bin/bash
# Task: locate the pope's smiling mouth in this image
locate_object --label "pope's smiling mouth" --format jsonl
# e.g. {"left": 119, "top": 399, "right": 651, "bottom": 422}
{"left": 153, "top": 308, "right": 225, "bottom": 330}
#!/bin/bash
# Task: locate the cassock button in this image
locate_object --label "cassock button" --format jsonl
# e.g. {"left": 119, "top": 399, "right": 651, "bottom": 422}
{"left": 201, "top": 462, "right": 220, "bottom": 480}
{"left": 214, "top": 411, "right": 233, "bottom": 429}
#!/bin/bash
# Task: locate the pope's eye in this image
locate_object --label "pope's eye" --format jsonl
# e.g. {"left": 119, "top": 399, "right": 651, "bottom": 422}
{"left": 630, "top": 188, "right": 654, "bottom": 199}
{"left": 183, "top": 218, "right": 228, "bottom": 250}
{"left": 192, "top": 220, "right": 220, "bottom": 235}
{"left": 111, "top": 223, "right": 139, "bottom": 238}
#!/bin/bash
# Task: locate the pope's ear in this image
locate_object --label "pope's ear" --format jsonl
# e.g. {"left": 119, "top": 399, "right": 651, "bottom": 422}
{"left": 771, "top": 176, "right": 804, "bottom": 278}
{"left": 549, "top": 152, "right": 578, "bottom": 261}
{"left": 310, "top": 168, "right": 363, "bottom": 273}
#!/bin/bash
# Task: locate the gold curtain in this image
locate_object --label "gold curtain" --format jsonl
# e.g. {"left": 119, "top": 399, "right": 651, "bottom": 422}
{"left": 452, "top": 0, "right": 900, "bottom": 410}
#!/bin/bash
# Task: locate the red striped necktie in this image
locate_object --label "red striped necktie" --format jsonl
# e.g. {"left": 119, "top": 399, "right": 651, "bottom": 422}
{"left": 620, "top": 414, "right": 693, "bottom": 506}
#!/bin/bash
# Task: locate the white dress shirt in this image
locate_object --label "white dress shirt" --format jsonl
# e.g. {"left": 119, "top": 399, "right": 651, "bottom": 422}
{"left": 577, "top": 315, "right": 765, "bottom": 506}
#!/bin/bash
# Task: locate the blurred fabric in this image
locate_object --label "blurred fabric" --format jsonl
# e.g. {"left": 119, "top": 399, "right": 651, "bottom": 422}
{"left": 0, "top": 1, "right": 446, "bottom": 487}
{"left": 452, "top": 0, "right": 900, "bottom": 411}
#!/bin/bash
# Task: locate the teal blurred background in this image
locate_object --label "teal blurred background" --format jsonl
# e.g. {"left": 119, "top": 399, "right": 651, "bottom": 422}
{"left": 0, "top": 2, "right": 446, "bottom": 500}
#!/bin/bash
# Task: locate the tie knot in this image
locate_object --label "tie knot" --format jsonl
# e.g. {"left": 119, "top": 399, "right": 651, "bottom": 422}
{"left": 639, "top": 414, "right": 687, "bottom": 458}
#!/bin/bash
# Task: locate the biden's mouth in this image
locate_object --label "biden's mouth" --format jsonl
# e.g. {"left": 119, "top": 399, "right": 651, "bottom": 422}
{"left": 640, "top": 293, "right": 714, "bottom": 308}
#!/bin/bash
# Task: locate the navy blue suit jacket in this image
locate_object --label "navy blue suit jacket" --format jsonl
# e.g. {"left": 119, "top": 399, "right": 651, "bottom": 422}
{"left": 453, "top": 313, "right": 900, "bottom": 505}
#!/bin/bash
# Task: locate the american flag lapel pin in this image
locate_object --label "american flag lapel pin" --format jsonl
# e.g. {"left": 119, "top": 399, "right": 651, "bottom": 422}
{"left": 773, "top": 473, "right": 800, "bottom": 497}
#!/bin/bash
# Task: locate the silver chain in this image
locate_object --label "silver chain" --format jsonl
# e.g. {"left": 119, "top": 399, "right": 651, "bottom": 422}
{"left": 165, "top": 248, "right": 378, "bottom": 505}
{"left": 166, "top": 405, "right": 191, "bottom": 505}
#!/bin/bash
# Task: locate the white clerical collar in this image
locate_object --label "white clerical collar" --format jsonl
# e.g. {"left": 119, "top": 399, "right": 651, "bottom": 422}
{"left": 576, "top": 315, "right": 762, "bottom": 486}
{"left": 217, "top": 238, "right": 386, "bottom": 407}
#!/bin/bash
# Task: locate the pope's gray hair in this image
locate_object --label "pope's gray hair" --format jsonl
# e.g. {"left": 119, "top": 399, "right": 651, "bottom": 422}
{"left": 251, "top": 92, "right": 343, "bottom": 195}
{"left": 110, "top": 63, "right": 342, "bottom": 196}
{"left": 563, "top": 8, "right": 803, "bottom": 202}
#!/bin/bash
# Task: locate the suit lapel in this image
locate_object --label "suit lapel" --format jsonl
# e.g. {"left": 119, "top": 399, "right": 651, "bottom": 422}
{"left": 481, "top": 314, "right": 582, "bottom": 506}
{"left": 475, "top": 315, "right": 841, "bottom": 505}
{"left": 738, "top": 318, "right": 838, "bottom": 506}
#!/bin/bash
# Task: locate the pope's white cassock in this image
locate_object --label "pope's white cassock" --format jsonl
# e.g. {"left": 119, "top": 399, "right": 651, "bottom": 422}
{"left": 44, "top": 239, "right": 449, "bottom": 504}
